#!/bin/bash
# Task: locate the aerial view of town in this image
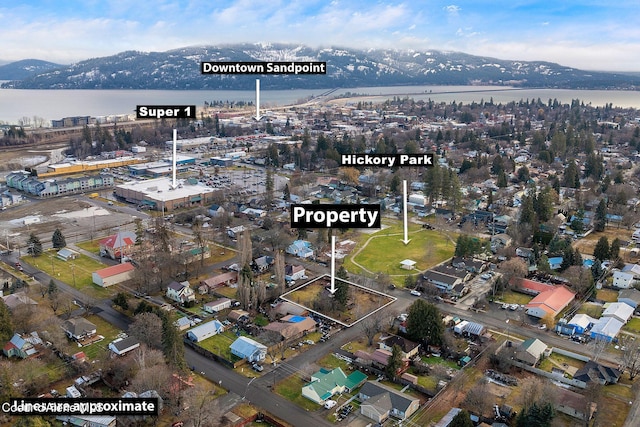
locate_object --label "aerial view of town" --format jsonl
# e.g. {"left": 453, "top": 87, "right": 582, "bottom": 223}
{"left": 2, "top": 2, "right": 640, "bottom": 427}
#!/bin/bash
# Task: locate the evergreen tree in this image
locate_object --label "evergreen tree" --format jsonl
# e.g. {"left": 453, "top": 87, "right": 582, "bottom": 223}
{"left": 27, "top": 232, "right": 42, "bottom": 256}
{"left": 113, "top": 292, "right": 129, "bottom": 310}
{"left": 334, "top": 279, "right": 350, "bottom": 310}
{"left": 0, "top": 300, "right": 13, "bottom": 344}
{"left": 283, "top": 183, "right": 290, "bottom": 201}
{"left": 159, "top": 310, "right": 186, "bottom": 370}
{"left": 594, "top": 199, "right": 607, "bottom": 232}
{"left": 516, "top": 402, "right": 555, "bottom": 427}
{"left": 610, "top": 238, "right": 621, "bottom": 260}
{"left": 449, "top": 410, "right": 474, "bottom": 427}
{"left": 47, "top": 279, "right": 58, "bottom": 298}
{"left": 385, "top": 344, "right": 403, "bottom": 379}
{"left": 406, "top": 299, "right": 444, "bottom": 346}
{"left": 496, "top": 171, "right": 507, "bottom": 188}
{"left": 51, "top": 228, "right": 66, "bottom": 249}
{"left": 593, "top": 236, "right": 610, "bottom": 262}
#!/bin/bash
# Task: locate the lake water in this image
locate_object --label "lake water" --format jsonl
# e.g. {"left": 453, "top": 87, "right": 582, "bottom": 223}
{"left": 1, "top": 84, "right": 639, "bottom": 125}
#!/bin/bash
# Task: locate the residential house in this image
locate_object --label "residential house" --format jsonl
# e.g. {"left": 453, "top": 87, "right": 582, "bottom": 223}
{"left": 573, "top": 360, "right": 621, "bottom": 385}
{"left": 590, "top": 317, "right": 624, "bottom": 342}
{"left": 252, "top": 255, "right": 273, "bottom": 273}
{"left": 602, "top": 302, "right": 635, "bottom": 324}
{"left": 618, "top": 288, "right": 640, "bottom": 309}
{"left": 166, "top": 281, "right": 196, "bottom": 304}
{"left": 358, "top": 381, "right": 420, "bottom": 422}
{"left": 451, "top": 257, "right": 485, "bottom": 273}
{"left": 108, "top": 336, "right": 140, "bottom": 356}
{"left": 186, "top": 319, "right": 224, "bottom": 342}
{"left": 263, "top": 315, "right": 316, "bottom": 341}
{"left": 98, "top": 231, "right": 136, "bottom": 259}
{"left": 422, "top": 270, "right": 462, "bottom": 293}
{"left": 378, "top": 335, "right": 420, "bottom": 359}
{"left": 200, "top": 271, "right": 238, "bottom": 293}
{"left": 62, "top": 318, "right": 97, "bottom": 341}
{"left": 3, "top": 333, "right": 39, "bottom": 358}
{"left": 566, "top": 313, "right": 596, "bottom": 335}
{"left": 286, "top": 240, "right": 314, "bottom": 258}
{"left": 622, "top": 263, "right": 640, "bottom": 280}
{"left": 174, "top": 316, "right": 195, "bottom": 331}
{"left": 285, "top": 264, "right": 306, "bottom": 281}
{"left": 431, "top": 265, "right": 471, "bottom": 282}
{"left": 513, "top": 338, "right": 548, "bottom": 366}
{"left": 612, "top": 270, "right": 635, "bottom": 289}
{"left": 226, "top": 225, "right": 247, "bottom": 239}
{"left": 56, "top": 248, "right": 79, "bottom": 261}
{"left": 1, "top": 291, "right": 37, "bottom": 311}
{"left": 302, "top": 367, "right": 367, "bottom": 404}
{"left": 208, "top": 204, "right": 225, "bottom": 217}
{"left": 229, "top": 336, "right": 267, "bottom": 362}
{"left": 204, "top": 298, "right": 232, "bottom": 314}
{"left": 554, "top": 387, "right": 596, "bottom": 421}
{"left": 524, "top": 286, "right": 575, "bottom": 319}
{"left": 92, "top": 262, "right": 135, "bottom": 287}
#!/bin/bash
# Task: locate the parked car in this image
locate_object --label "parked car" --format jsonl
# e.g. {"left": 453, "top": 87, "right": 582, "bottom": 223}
{"left": 410, "top": 290, "right": 421, "bottom": 296}
{"left": 251, "top": 363, "right": 263, "bottom": 372}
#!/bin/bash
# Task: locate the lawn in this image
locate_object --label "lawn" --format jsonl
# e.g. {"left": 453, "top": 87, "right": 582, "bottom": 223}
{"left": 573, "top": 226, "right": 635, "bottom": 256}
{"left": 496, "top": 290, "right": 533, "bottom": 306}
{"left": 421, "top": 355, "right": 460, "bottom": 370}
{"left": 214, "top": 285, "right": 238, "bottom": 299}
{"left": 81, "top": 315, "right": 123, "bottom": 360}
{"left": 623, "top": 317, "right": 640, "bottom": 333}
{"left": 197, "top": 330, "right": 245, "bottom": 361}
{"left": 317, "top": 354, "right": 352, "bottom": 372}
{"left": 342, "top": 336, "right": 376, "bottom": 354}
{"left": 597, "top": 288, "right": 620, "bottom": 303}
{"left": 24, "top": 250, "right": 113, "bottom": 299}
{"left": 273, "top": 375, "right": 320, "bottom": 412}
{"left": 576, "top": 302, "right": 604, "bottom": 318}
{"left": 343, "top": 219, "right": 457, "bottom": 285}
{"left": 75, "top": 239, "right": 102, "bottom": 254}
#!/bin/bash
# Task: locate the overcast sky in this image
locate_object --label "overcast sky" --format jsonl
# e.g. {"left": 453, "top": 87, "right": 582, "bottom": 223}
{"left": 3, "top": 1, "right": 640, "bottom": 72}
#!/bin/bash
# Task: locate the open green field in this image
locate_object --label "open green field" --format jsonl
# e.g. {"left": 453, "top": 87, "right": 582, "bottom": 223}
{"left": 343, "top": 219, "right": 457, "bottom": 286}
{"left": 23, "top": 250, "right": 112, "bottom": 299}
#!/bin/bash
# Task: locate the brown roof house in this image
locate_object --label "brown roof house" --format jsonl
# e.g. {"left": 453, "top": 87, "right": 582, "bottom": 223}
{"left": 359, "top": 381, "right": 420, "bottom": 422}
{"left": 263, "top": 315, "right": 316, "bottom": 341}
{"left": 379, "top": 335, "right": 420, "bottom": 359}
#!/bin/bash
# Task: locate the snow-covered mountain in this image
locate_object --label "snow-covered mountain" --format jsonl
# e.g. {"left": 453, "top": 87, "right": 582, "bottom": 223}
{"left": 2, "top": 43, "right": 637, "bottom": 90}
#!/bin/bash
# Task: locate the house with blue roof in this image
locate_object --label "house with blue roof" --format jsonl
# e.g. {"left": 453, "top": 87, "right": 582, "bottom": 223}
{"left": 3, "top": 333, "right": 38, "bottom": 359}
{"left": 548, "top": 256, "right": 563, "bottom": 270}
{"left": 286, "top": 240, "right": 314, "bottom": 259}
{"left": 230, "top": 336, "right": 267, "bottom": 362}
{"left": 302, "top": 367, "right": 368, "bottom": 404}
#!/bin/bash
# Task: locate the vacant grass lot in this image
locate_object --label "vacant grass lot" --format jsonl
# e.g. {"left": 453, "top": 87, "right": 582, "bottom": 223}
{"left": 343, "top": 219, "right": 457, "bottom": 286}
{"left": 273, "top": 375, "right": 320, "bottom": 412}
{"left": 576, "top": 302, "right": 604, "bottom": 318}
{"left": 196, "top": 330, "right": 245, "bottom": 361}
{"left": 24, "top": 250, "right": 112, "bottom": 299}
{"left": 597, "top": 288, "right": 620, "bottom": 302}
{"left": 573, "top": 226, "right": 635, "bottom": 256}
{"left": 496, "top": 290, "right": 533, "bottom": 306}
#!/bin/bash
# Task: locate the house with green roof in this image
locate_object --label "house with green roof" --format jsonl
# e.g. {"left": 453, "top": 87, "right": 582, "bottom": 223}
{"left": 301, "top": 367, "right": 367, "bottom": 404}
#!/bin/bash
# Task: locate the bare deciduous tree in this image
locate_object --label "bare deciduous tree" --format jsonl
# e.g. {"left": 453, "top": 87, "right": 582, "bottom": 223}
{"left": 620, "top": 338, "right": 640, "bottom": 380}
{"left": 128, "top": 312, "right": 163, "bottom": 350}
{"left": 182, "top": 383, "right": 224, "bottom": 427}
{"left": 360, "top": 311, "right": 384, "bottom": 346}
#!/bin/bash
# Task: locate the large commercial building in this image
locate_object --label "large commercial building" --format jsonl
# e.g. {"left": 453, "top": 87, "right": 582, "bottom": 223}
{"left": 114, "top": 177, "right": 219, "bottom": 211}
{"left": 6, "top": 171, "right": 114, "bottom": 197}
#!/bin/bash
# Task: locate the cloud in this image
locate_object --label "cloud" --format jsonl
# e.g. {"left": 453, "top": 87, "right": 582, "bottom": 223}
{"left": 444, "top": 5, "right": 461, "bottom": 15}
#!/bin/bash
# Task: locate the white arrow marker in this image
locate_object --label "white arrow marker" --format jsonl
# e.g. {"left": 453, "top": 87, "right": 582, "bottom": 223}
{"left": 329, "top": 234, "right": 336, "bottom": 294}
{"left": 402, "top": 179, "right": 410, "bottom": 245}
{"left": 254, "top": 79, "right": 262, "bottom": 121}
